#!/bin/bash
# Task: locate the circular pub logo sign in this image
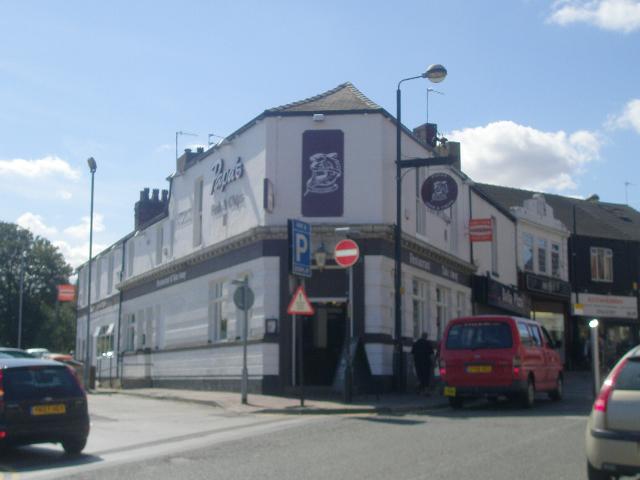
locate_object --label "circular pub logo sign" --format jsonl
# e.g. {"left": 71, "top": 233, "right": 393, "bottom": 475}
{"left": 421, "top": 173, "right": 458, "bottom": 211}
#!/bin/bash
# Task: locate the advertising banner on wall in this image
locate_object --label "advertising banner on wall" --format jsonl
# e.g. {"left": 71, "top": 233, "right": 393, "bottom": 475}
{"left": 301, "top": 130, "right": 344, "bottom": 217}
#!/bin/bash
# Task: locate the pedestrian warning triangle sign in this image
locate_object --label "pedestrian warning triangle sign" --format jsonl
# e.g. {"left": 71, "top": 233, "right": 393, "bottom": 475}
{"left": 287, "top": 286, "right": 315, "bottom": 316}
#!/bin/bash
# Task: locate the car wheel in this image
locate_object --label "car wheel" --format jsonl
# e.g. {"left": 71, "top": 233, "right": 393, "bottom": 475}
{"left": 449, "top": 397, "right": 464, "bottom": 409}
{"left": 62, "top": 436, "right": 87, "bottom": 455}
{"left": 587, "top": 461, "right": 615, "bottom": 479}
{"left": 549, "top": 375, "right": 563, "bottom": 401}
{"left": 521, "top": 378, "right": 535, "bottom": 408}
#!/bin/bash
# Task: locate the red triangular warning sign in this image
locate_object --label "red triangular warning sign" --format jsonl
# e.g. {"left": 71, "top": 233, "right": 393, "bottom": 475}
{"left": 287, "top": 286, "right": 315, "bottom": 316}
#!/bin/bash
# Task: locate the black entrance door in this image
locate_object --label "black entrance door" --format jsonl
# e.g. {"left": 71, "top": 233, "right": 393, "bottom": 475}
{"left": 302, "top": 303, "right": 347, "bottom": 386}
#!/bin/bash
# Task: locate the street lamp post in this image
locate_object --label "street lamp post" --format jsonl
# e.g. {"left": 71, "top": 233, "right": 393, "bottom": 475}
{"left": 589, "top": 318, "right": 601, "bottom": 396}
{"left": 84, "top": 157, "right": 97, "bottom": 390}
{"left": 17, "top": 250, "right": 27, "bottom": 349}
{"left": 394, "top": 64, "right": 447, "bottom": 392}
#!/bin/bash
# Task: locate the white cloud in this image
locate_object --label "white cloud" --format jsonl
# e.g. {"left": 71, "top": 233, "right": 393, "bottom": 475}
{"left": 449, "top": 121, "right": 601, "bottom": 192}
{"left": 607, "top": 99, "right": 640, "bottom": 133}
{"left": 56, "top": 190, "right": 73, "bottom": 200}
{"left": 548, "top": 0, "right": 640, "bottom": 33}
{"left": 63, "top": 214, "right": 106, "bottom": 239}
{"left": 16, "top": 212, "right": 58, "bottom": 238}
{"left": 155, "top": 144, "right": 173, "bottom": 153}
{"left": 0, "top": 155, "right": 80, "bottom": 180}
{"left": 54, "top": 240, "right": 109, "bottom": 269}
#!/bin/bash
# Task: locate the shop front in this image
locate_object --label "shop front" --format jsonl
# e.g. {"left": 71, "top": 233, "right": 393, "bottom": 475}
{"left": 570, "top": 292, "right": 639, "bottom": 371}
{"left": 520, "top": 272, "right": 572, "bottom": 366}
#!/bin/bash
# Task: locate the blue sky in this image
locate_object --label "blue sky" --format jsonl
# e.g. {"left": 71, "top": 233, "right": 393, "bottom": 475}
{"left": 1, "top": 0, "right": 639, "bottom": 267}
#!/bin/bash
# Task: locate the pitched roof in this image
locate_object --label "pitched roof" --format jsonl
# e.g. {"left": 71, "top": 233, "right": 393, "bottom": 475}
{"left": 475, "top": 183, "right": 640, "bottom": 241}
{"left": 266, "top": 82, "right": 383, "bottom": 114}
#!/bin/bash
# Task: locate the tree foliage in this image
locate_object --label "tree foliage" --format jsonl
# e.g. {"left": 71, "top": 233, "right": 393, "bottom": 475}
{"left": 0, "top": 221, "right": 75, "bottom": 352}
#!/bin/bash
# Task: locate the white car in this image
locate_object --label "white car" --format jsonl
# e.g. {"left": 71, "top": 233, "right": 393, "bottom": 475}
{"left": 25, "top": 348, "right": 50, "bottom": 358}
{"left": 585, "top": 344, "right": 640, "bottom": 479}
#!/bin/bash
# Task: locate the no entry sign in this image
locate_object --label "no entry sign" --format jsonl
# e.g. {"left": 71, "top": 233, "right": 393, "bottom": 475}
{"left": 334, "top": 239, "right": 359, "bottom": 268}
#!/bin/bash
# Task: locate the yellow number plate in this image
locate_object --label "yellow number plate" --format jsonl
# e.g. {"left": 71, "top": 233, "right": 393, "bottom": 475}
{"left": 31, "top": 404, "right": 66, "bottom": 416}
{"left": 467, "top": 365, "right": 492, "bottom": 373}
{"left": 444, "top": 386, "right": 456, "bottom": 397}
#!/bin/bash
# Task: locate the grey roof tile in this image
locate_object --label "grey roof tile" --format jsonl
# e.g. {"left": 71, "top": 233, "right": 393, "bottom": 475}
{"left": 266, "top": 82, "right": 383, "bottom": 113}
{"left": 475, "top": 183, "right": 640, "bottom": 241}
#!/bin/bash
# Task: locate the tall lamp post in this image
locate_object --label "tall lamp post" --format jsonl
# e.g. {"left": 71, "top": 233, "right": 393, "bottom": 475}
{"left": 17, "top": 250, "right": 27, "bottom": 349}
{"left": 84, "top": 157, "right": 97, "bottom": 390}
{"left": 393, "top": 64, "right": 447, "bottom": 392}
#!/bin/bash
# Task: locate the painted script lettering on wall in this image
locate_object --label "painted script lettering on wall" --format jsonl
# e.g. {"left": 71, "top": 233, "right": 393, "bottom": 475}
{"left": 302, "top": 130, "right": 344, "bottom": 217}
{"left": 211, "top": 157, "right": 244, "bottom": 194}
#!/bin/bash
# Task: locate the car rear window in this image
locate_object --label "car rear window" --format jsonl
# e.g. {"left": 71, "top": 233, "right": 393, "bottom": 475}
{"left": 445, "top": 322, "right": 513, "bottom": 350}
{"left": 3, "top": 366, "right": 83, "bottom": 400}
{"left": 615, "top": 358, "right": 640, "bottom": 391}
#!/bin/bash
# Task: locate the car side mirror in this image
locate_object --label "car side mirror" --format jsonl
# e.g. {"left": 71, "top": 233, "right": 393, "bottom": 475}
{"left": 553, "top": 340, "right": 563, "bottom": 349}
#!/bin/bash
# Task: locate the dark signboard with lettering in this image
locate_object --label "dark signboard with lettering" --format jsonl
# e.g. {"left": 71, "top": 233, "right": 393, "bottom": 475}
{"left": 301, "top": 130, "right": 344, "bottom": 217}
{"left": 473, "top": 275, "right": 530, "bottom": 317}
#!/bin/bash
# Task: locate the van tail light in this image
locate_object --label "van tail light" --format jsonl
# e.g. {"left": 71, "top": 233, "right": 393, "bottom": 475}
{"left": 594, "top": 358, "right": 628, "bottom": 413}
{"left": 439, "top": 360, "right": 447, "bottom": 378}
{"left": 512, "top": 355, "right": 522, "bottom": 378}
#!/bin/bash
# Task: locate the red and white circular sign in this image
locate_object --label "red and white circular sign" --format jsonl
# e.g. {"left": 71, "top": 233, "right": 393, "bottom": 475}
{"left": 334, "top": 239, "right": 360, "bottom": 268}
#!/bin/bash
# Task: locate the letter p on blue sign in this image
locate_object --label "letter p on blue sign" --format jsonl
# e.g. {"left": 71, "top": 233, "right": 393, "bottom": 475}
{"left": 288, "top": 219, "right": 311, "bottom": 278}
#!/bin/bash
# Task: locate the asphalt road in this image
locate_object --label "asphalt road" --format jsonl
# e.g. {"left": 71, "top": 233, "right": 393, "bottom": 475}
{"left": 0, "top": 380, "right": 603, "bottom": 480}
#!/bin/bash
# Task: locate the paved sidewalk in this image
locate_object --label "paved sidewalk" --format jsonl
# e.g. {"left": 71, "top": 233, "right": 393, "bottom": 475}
{"left": 93, "top": 371, "right": 594, "bottom": 415}
{"left": 92, "top": 386, "right": 449, "bottom": 415}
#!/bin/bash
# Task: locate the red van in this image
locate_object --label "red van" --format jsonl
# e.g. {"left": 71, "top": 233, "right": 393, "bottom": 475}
{"left": 439, "top": 315, "right": 563, "bottom": 409}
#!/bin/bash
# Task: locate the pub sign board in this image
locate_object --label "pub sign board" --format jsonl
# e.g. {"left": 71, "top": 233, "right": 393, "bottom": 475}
{"left": 421, "top": 172, "right": 458, "bottom": 211}
{"left": 301, "top": 130, "right": 344, "bottom": 217}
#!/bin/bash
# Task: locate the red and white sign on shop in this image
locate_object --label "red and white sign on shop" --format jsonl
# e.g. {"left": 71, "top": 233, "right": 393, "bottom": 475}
{"left": 469, "top": 218, "right": 493, "bottom": 242}
{"left": 334, "top": 239, "right": 360, "bottom": 268}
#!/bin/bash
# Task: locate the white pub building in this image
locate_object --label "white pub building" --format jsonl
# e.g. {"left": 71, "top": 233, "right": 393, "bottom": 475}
{"left": 76, "top": 83, "right": 480, "bottom": 394}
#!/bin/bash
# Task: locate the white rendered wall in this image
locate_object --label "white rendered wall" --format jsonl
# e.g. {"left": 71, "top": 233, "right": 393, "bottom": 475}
{"left": 121, "top": 256, "right": 278, "bottom": 350}
{"left": 470, "top": 191, "right": 517, "bottom": 286}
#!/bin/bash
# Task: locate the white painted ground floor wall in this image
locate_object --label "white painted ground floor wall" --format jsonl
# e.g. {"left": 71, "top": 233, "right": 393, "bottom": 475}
{"left": 363, "top": 255, "right": 472, "bottom": 377}
{"left": 77, "top": 249, "right": 472, "bottom": 392}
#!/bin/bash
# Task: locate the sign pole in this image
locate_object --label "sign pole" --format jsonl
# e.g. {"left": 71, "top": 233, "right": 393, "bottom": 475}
{"left": 299, "top": 278, "right": 305, "bottom": 407}
{"left": 344, "top": 264, "right": 353, "bottom": 403}
{"left": 292, "top": 308, "right": 296, "bottom": 389}
{"left": 241, "top": 287, "right": 249, "bottom": 405}
{"left": 232, "top": 278, "right": 254, "bottom": 405}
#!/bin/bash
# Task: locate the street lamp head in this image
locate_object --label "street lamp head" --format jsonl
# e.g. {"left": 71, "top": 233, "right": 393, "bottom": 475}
{"left": 589, "top": 319, "right": 599, "bottom": 329}
{"left": 87, "top": 157, "right": 97, "bottom": 173}
{"left": 422, "top": 64, "right": 447, "bottom": 83}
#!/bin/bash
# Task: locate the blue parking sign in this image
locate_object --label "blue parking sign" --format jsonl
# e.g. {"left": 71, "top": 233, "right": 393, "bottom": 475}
{"left": 288, "top": 219, "right": 311, "bottom": 278}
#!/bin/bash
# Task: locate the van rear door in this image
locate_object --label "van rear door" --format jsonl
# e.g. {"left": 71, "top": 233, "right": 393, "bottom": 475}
{"left": 444, "top": 320, "right": 515, "bottom": 387}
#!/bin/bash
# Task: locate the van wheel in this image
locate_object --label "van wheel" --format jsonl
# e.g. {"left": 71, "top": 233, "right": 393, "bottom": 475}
{"left": 62, "top": 436, "right": 87, "bottom": 455}
{"left": 521, "top": 378, "right": 535, "bottom": 408}
{"left": 549, "top": 375, "right": 563, "bottom": 401}
{"left": 449, "top": 397, "right": 464, "bottom": 409}
{"left": 587, "top": 461, "right": 614, "bottom": 480}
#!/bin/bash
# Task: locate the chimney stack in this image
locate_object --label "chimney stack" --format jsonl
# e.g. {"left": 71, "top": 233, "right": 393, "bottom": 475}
{"left": 134, "top": 186, "right": 170, "bottom": 230}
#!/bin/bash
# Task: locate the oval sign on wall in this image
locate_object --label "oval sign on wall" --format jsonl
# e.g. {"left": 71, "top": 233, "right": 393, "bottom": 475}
{"left": 421, "top": 172, "right": 458, "bottom": 211}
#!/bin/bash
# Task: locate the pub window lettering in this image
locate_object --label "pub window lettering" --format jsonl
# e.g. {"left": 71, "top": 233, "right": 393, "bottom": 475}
{"left": 590, "top": 247, "right": 613, "bottom": 282}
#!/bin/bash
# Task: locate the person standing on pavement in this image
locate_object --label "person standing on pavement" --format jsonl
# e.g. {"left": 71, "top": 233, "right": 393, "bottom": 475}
{"left": 412, "top": 332, "right": 434, "bottom": 394}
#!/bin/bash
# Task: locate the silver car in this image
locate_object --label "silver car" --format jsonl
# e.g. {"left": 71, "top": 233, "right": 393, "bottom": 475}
{"left": 585, "top": 344, "right": 640, "bottom": 479}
